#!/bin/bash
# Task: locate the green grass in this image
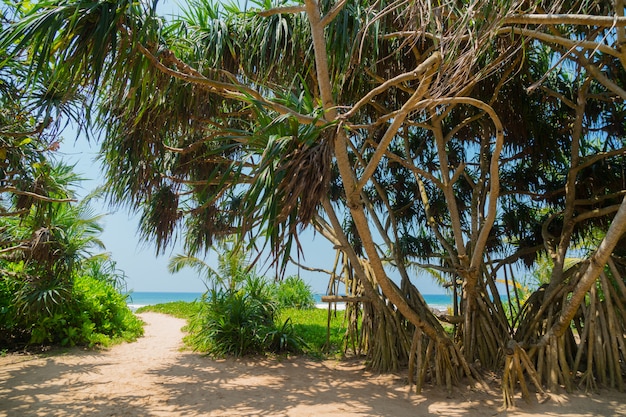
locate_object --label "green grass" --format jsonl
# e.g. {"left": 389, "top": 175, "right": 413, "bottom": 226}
{"left": 278, "top": 307, "right": 348, "bottom": 357}
{"left": 136, "top": 302, "right": 350, "bottom": 357}
{"left": 136, "top": 301, "right": 201, "bottom": 319}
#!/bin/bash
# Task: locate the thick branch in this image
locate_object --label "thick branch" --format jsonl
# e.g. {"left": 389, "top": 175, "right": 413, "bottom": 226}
{"left": 572, "top": 204, "right": 620, "bottom": 224}
{"left": 306, "top": 0, "right": 446, "bottom": 343}
{"left": 355, "top": 53, "right": 441, "bottom": 193}
{"left": 319, "top": 0, "right": 347, "bottom": 27}
{"left": 420, "top": 97, "right": 504, "bottom": 271}
{"left": 342, "top": 52, "right": 442, "bottom": 120}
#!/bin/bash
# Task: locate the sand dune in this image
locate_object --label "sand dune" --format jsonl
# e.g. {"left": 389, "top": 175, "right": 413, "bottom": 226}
{"left": 1, "top": 312, "right": 624, "bottom": 416}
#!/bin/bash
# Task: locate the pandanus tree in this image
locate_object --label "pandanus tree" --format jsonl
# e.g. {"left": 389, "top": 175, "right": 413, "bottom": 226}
{"left": 494, "top": 7, "right": 626, "bottom": 402}
{"left": 3, "top": 0, "right": 626, "bottom": 404}
{"left": 1, "top": 6, "right": 95, "bottom": 321}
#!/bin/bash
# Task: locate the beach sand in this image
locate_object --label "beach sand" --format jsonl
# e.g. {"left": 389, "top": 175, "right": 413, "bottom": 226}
{"left": 1, "top": 312, "right": 624, "bottom": 417}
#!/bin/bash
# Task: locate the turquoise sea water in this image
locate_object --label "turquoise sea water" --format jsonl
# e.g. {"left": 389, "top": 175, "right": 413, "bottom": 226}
{"left": 126, "top": 291, "right": 453, "bottom": 311}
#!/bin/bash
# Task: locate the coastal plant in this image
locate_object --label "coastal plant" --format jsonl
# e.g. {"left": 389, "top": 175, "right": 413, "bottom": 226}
{"left": 0, "top": 163, "right": 142, "bottom": 349}
{"left": 187, "top": 275, "right": 314, "bottom": 356}
{"left": 275, "top": 275, "right": 315, "bottom": 310}
{"left": 190, "top": 286, "right": 273, "bottom": 356}
{"left": 8, "top": 273, "right": 143, "bottom": 347}
{"left": 264, "top": 318, "right": 308, "bottom": 353}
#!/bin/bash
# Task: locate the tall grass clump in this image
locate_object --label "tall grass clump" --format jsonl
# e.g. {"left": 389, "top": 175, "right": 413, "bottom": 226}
{"left": 186, "top": 275, "right": 312, "bottom": 356}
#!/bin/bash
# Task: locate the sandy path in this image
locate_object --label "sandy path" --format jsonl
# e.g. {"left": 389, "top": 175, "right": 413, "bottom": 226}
{"left": 1, "top": 312, "right": 625, "bottom": 417}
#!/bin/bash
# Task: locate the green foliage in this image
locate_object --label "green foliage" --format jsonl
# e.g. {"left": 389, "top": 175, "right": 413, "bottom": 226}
{"left": 135, "top": 300, "right": 201, "bottom": 319}
{"left": 0, "top": 273, "right": 143, "bottom": 349}
{"left": 73, "top": 275, "right": 143, "bottom": 345}
{"left": 185, "top": 275, "right": 313, "bottom": 356}
{"left": 168, "top": 239, "right": 310, "bottom": 355}
{"left": 188, "top": 286, "right": 273, "bottom": 356}
{"left": 275, "top": 275, "right": 315, "bottom": 310}
{"left": 264, "top": 318, "right": 308, "bottom": 354}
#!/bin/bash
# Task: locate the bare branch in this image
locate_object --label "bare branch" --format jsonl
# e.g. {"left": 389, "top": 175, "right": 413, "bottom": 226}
{"left": 500, "top": 27, "right": 621, "bottom": 59}
{"left": 355, "top": 53, "right": 442, "bottom": 192}
{"left": 342, "top": 52, "right": 443, "bottom": 120}
{"left": 384, "top": 150, "right": 442, "bottom": 187}
{"left": 419, "top": 97, "right": 504, "bottom": 271}
{"left": 256, "top": 5, "right": 305, "bottom": 17}
{"left": 0, "top": 243, "right": 27, "bottom": 254}
{"left": 0, "top": 187, "right": 76, "bottom": 203}
{"left": 289, "top": 256, "right": 334, "bottom": 275}
{"left": 575, "top": 190, "right": 626, "bottom": 206}
{"left": 572, "top": 204, "right": 621, "bottom": 224}
{"left": 571, "top": 147, "right": 626, "bottom": 174}
{"left": 581, "top": 60, "right": 626, "bottom": 100}
{"left": 503, "top": 14, "right": 626, "bottom": 27}
{"left": 0, "top": 209, "right": 30, "bottom": 217}
{"left": 540, "top": 195, "right": 626, "bottom": 344}
{"left": 320, "top": 0, "right": 348, "bottom": 27}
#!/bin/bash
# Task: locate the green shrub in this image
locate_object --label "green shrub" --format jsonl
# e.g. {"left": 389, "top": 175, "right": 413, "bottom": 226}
{"left": 189, "top": 286, "right": 273, "bottom": 356}
{"left": 0, "top": 275, "right": 25, "bottom": 346}
{"left": 188, "top": 276, "right": 309, "bottom": 356}
{"left": 0, "top": 274, "right": 143, "bottom": 349}
{"left": 73, "top": 275, "right": 144, "bottom": 345}
{"left": 264, "top": 318, "right": 308, "bottom": 353}
{"left": 139, "top": 301, "right": 347, "bottom": 357}
{"left": 275, "top": 276, "right": 315, "bottom": 310}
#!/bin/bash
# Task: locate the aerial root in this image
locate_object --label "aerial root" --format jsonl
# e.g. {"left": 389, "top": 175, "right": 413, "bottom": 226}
{"left": 502, "top": 340, "right": 548, "bottom": 408}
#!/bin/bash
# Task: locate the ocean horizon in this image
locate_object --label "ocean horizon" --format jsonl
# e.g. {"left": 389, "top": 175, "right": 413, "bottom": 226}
{"left": 126, "top": 291, "right": 453, "bottom": 312}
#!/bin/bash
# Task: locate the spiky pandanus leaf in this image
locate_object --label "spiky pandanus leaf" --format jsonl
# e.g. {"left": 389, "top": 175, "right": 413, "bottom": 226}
{"left": 139, "top": 184, "right": 179, "bottom": 254}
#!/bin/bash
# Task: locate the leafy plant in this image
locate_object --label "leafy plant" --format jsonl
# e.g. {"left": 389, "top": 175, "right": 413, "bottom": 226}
{"left": 0, "top": 264, "right": 143, "bottom": 349}
{"left": 264, "top": 318, "right": 308, "bottom": 353}
{"left": 190, "top": 289, "right": 257, "bottom": 355}
{"left": 275, "top": 275, "right": 315, "bottom": 310}
{"left": 140, "top": 300, "right": 349, "bottom": 357}
{"left": 187, "top": 274, "right": 318, "bottom": 356}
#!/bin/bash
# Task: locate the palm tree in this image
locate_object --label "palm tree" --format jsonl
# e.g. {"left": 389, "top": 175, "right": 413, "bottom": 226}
{"left": 168, "top": 238, "right": 251, "bottom": 291}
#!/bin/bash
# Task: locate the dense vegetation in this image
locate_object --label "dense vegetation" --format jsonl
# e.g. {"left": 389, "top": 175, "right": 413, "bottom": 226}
{"left": 1, "top": 0, "right": 626, "bottom": 408}
{"left": 0, "top": 181, "right": 144, "bottom": 349}
{"left": 137, "top": 300, "right": 349, "bottom": 358}
{"left": 1, "top": 272, "right": 143, "bottom": 348}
